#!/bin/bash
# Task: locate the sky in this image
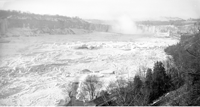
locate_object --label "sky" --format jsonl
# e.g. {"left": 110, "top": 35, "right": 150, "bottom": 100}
{"left": 0, "top": 0, "right": 200, "bottom": 20}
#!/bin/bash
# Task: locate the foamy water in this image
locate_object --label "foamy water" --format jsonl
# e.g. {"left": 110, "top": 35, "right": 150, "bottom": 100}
{"left": 0, "top": 33, "right": 178, "bottom": 106}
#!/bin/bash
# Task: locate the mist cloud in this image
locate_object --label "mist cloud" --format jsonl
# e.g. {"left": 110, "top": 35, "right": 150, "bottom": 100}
{"left": 109, "top": 15, "right": 141, "bottom": 34}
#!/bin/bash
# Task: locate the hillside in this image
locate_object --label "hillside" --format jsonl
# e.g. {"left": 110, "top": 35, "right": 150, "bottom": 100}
{"left": 151, "top": 32, "right": 200, "bottom": 106}
{"left": 0, "top": 10, "right": 109, "bottom": 36}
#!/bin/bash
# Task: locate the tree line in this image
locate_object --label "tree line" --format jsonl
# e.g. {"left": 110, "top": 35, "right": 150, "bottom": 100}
{"left": 0, "top": 10, "right": 109, "bottom": 32}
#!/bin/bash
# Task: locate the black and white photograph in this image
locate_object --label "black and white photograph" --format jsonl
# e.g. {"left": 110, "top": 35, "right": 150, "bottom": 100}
{"left": 0, "top": 0, "right": 200, "bottom": 106}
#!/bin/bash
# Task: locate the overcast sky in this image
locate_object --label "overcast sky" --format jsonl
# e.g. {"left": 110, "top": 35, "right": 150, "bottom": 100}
{"left": 0, "top": 0, "right": 200, "bottom": 20}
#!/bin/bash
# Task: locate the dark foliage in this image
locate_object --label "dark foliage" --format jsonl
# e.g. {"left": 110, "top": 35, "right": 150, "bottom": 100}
{"left": 144, "top": 68, "right": 153, "bottom": 103}
{"left": 168, "top": 67, "right": 184, "bottom": 90}
{"left": 110, "top": 62, "right": 174, "bottom": 106}
{"left": 144, "top": 62, "right": 171, "bottom": 103}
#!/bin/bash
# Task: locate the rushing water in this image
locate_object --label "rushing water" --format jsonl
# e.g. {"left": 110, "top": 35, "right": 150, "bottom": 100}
{"left": 0, "top": 32, "right": 178, "bottom": 106}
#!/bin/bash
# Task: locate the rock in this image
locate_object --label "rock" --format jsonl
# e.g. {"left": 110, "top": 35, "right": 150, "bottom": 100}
{"left": 100, "top": 70, "right": 115, "bottom": 74}
{"left": 94, "top": 71, "right": 100, "bottom": 73}
{"left": 80, "top": 69, "right": 93, "bottom": 74}
{"left": 65, "top": 73, "right": 70, "bottom": 77}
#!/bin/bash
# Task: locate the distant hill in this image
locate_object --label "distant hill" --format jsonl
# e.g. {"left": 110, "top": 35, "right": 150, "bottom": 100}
{"left": 0, "top": 10, "right": 110, "bottom": 36}
{"left": 85, "top": 19, "right": 107, "bottom": 24}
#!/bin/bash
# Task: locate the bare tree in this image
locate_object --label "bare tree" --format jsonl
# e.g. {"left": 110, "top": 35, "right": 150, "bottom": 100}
{"left": 76, "top": 74, "right": 102, "bottom": 102}
{"left": 107, "top": 76, "right": 146, "bottom": 106}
